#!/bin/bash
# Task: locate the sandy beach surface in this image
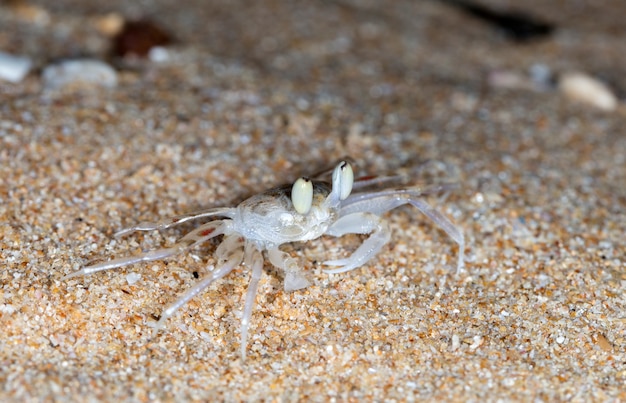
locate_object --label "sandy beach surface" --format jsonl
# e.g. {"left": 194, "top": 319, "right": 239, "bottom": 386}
{"left": 1, "top": 0, "right": 624, "bottom": 401}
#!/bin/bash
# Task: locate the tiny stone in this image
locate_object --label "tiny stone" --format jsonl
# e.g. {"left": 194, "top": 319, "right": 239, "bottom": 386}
{"left": 451, "top": 334, "right": 460, "bottom": 350}
{"left": 558, "top": 72, "right": 618, "bottom": 111}
{"left": 0, "top": 51, "right": 32, "bottom": 83}
{"left": 126, "top": 272, "right": 142, "bottom": 285}
{"left": 93, "top": 12, "right": 125, "bottom": 37}
{"left": 42, "top": 59, "right": 118, "bottom": 90}
{"left": 149, "top": 46, "right": 170, "bottom": 63}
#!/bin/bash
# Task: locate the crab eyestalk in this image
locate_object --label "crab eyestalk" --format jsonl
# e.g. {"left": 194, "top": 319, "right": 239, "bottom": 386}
{"left": 327, "top": 161, "right": 354, "bottom": 207}
{"left": 291, "top": 177, "right": 313, "bottom": 214}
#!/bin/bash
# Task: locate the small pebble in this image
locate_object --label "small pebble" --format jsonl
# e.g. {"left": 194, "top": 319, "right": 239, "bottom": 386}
{"left": 42, "top": 59, "right": 118, "bottom": 90}
{"left": 93, "top": 12, "right": 125, "bottom": 37}
{"left": 126, "top": 272, "right": 142, "bottom": 285}
{"left": 529, "top": 63, "right": 553, "bottom": 88}
{"left": 451, "top": 334, "right": 460, "bottom": 351}
{"left": 0, "top": 51, "right": 32, "bottom": 83}
{"left": 148, "top": 46, "right": 170, "bottom": 63}
{"left": 488, "top": 64, "right": 553, "bottom": 92}
{"left": 558, "top": 72, "right": 618, "bottom": 111}
{"left": 488, "top": 70, "right": 529, "bottom": 90}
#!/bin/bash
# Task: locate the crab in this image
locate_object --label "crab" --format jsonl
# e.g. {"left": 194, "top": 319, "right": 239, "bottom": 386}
{"left": 64, "top": 160, "right": 464, "bottom": 359}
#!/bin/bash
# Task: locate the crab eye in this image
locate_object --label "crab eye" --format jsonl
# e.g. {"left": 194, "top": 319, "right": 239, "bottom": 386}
{"left": 291, "top": 177, "right": 313, "bottom": 214}
{"left": 332, "top": 161, "right": 354, "bottom": 200}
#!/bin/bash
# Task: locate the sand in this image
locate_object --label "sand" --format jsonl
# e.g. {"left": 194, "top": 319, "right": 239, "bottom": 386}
{"left": 1, "top": 0, "right": 624, "bottom": 401}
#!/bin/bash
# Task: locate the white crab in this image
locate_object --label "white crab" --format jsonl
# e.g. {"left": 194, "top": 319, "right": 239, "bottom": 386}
{"left": 64, "top": 161, "right": 464, "bottom": 359}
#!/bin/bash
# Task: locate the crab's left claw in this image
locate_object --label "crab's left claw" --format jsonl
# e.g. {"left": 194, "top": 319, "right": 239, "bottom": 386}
{"left": 267, "top": 247, "right": 311, "bottom": 291}
{"left": 322, "top": 212, "right": 391, "bottom": 274}
{"left": 330, "top": 190, "right": 465, "bottom": 272}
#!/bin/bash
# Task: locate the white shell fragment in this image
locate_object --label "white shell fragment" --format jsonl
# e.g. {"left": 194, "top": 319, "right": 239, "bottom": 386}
{"left": 291, "top": 177, "right": 313, "bottom": 214}
{"left": 0, "top": 51, "right": 32, "bottom": 83}
{"left": 558, "top": 72, "right": 618, "bottom": 111}
{"left": 42, "top": 59, "right": 118, "bottom": 90}
{"left": 126, "top": 272, "right": 142, "bottom": 285}
{"left": 148, "top": 46, "right": 170, "bottom": 63}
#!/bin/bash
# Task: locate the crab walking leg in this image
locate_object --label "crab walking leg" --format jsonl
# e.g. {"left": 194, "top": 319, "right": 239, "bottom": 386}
{"left": 154, "top": 241, "right": 244, "bottom": 332}
{"left": 323, "top": 212, "right": 391, "bottom": 274}
{"left": 239, "top": 242, "right": 264, "bottom": 360}
{"left": 340, "top": 190, "right": 464, "bottom": 271}
{"left": 115, "top": 207, "right": 236, "bottom": 237}
{"left": 63, "top": 221, "right": 225, "bottom": 280}
{"left": 267, "top": 247, "right": 311, "bottom": 292}
{"left": 408, "top": 198, "right": 465, "bottom": 271}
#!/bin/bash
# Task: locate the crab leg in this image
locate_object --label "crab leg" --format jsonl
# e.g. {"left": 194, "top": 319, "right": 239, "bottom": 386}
{"left": 115, "top": 207, "right": 236, "bottom": 237}
{"left": 239, "top": 242, "right": 264, "bottom": 360}
{"left": 154, "top": 235, "right": 244, "bottom": 332}
{"left": 339, "top": 189, "right": 465, "bottom": 272}
{"left": 63, "top": 221, "right": 225, "bottom": 280}
{"left": 407, "top": 197, "right": 464, "bottom": 271}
